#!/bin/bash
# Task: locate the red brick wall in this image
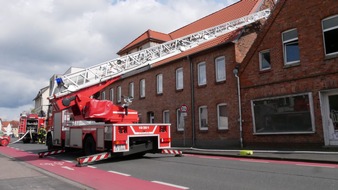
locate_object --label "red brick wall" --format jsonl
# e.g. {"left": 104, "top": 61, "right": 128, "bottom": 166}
{"left": 240, "top": 0, "right": 338, "bottom": 148}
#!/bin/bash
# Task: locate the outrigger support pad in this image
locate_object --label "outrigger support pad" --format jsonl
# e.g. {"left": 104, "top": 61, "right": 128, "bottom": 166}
{"left": 38, "top": 149, "right": 65, "bottom": 158}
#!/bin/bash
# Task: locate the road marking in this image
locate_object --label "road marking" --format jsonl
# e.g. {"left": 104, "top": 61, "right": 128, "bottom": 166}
{"left": 62, "top": 166, "right": 74, "bottom": 170}
{"left": 152, "top": 181, "right": 189, "bottom": 189}
{"left": 197, "top": 156, "right": 220, "bottom": 160}
{"left": 62, "top": 160, "right": 74, "bottom": 163}
{"left": 239, "top": 159, "right": 269, "bottom": 163}
{"left": 108, "top": 170, "right": 131, "bottom": 176}
{"left": 88, "top": 165, "right": 97, "bottom": 169}
{"left": 296, "top": 163, "right": 335, "bottom": 168}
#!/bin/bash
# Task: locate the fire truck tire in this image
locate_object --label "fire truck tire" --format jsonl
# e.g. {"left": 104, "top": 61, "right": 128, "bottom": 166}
{"left": 1, "top": 139, "right": 9, "bottom": 146}
{"left": 84, "top": 136, "right": 96, "bottom": 156}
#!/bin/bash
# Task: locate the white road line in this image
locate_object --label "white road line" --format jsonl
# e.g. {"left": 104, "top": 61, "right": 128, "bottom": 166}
{"left": 87, "top": 166, "right": 96, "bottom": 169}
{"left": 62, "top": 160, "right": 74, "bottom": 163}
{"left": 296, "top": 164, "right": 335, "bottom": 168}
{"left": 108, "top": 171, "right": 131, "bottom": 176}
{"left": 152, "top": 181, "right": 189, "bottom": 189}
{"left": 61, "top": 166, "right": 74, "bottom": 171}
{"left": 239, "top": 159, "right": 269, "bottom": 163}
{"left": 197, "top": 156, "right": 220, "bottom": 160}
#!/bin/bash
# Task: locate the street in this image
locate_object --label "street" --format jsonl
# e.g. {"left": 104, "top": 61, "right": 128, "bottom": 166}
{"left": 2, "top": 142, "right": 338, "bottom": 190}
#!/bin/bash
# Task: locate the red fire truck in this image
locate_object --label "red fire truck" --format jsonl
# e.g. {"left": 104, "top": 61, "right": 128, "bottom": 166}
{"left": 19, "top": 113, "right": 45, "bottom": 143}
{"left": 39, "top": 9, "right": 271, "bottom": 166}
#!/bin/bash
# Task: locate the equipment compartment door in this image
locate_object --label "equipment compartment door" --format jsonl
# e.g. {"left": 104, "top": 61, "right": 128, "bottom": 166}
{"left": 70, "top": 128, "right": 83, "bottom": 148}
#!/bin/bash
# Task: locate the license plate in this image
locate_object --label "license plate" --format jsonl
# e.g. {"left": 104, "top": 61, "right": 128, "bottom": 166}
{"left": 115, "top": 145, "right": 126, "bottom": 151}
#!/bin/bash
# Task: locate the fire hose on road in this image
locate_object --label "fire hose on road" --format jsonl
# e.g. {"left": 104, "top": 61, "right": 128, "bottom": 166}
{"left": 7, "top": 131, "right": 30, "bottom": 145}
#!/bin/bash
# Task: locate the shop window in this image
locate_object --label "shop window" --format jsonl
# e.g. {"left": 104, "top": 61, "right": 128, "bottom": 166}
{"left": 252, "top": 93, "right": 314, "bottom": 134}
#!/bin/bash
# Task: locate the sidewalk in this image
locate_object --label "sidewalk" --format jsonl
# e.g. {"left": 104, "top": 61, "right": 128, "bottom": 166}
{"left": 178, "top": 147, "right": 338, "bottom": 164}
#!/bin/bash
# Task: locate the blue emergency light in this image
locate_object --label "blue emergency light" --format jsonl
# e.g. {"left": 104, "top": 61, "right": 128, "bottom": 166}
{"left": 56, "top": 78, "right": 64, "bottom": 86}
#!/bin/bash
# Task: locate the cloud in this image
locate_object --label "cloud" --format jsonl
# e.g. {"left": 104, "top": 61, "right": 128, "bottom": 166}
{"left": 0, "top": 0, "right": 238, "bottom": 120}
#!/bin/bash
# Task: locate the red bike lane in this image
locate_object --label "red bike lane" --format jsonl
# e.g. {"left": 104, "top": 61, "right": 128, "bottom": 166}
{"left": 0, "top": 146, "right": 187, "bottom": 190}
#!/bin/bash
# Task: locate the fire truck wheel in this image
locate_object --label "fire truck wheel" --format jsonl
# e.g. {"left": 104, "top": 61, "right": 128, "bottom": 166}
{"left": 1, "top": 139, "right": 9, "bottom": 146}
{"left": 84, "top": 136, "right": 96, "bottom": 156}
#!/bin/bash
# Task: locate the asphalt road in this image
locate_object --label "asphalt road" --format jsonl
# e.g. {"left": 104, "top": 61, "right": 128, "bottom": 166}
{"left": 7, "top": 142, "right": 338, "bottom": 190}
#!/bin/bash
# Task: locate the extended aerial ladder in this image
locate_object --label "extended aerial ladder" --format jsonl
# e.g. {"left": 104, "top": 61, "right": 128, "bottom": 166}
{"left": 41, "top": 9, "right": 271, "bottom": 166}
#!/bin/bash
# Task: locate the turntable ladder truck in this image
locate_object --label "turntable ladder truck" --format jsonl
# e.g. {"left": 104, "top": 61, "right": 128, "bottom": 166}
{"left": 38, "top": 9, "right": 271, "bottom": 166}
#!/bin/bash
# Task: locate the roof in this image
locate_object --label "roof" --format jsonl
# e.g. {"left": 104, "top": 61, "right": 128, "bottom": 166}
{"left": 117, "top": 30, "right": 172, "bottom": 55}
{"left": 117, "top": 0, "right": 266, "bottom": 66}
{"left": 33, "top": 86, "right": 49, "bottom": 101}
{"left": 240, "top": 0, "right": 284, "bottom": 75}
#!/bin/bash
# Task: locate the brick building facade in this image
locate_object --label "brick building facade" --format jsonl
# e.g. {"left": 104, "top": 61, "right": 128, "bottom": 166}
{"left": 100, "top": 0, "right": 277, "bottom": 148}
{"left": 240, "top": 0, "right": 338, "bottom": 148}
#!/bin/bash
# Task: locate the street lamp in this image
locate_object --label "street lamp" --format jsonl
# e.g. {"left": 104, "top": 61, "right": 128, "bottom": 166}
{"left": 233, "top": 65, "right": 243, "bottom": 149}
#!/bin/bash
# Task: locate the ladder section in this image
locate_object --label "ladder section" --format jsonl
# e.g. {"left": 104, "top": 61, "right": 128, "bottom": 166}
{"left": 51, "top": 9, "right": 271, "bottom": 98}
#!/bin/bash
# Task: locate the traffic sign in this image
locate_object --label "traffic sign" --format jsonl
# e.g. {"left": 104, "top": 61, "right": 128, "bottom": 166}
{"left": 180, "top": 104, "right": 188, "bottom": 112}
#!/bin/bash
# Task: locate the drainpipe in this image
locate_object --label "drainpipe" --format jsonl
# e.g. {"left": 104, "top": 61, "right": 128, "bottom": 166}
{"left": 233, "top": 64, "right": 243, "bottom": 149}
{"left": 188, "top": 55, "right": 195, "bottom": 147}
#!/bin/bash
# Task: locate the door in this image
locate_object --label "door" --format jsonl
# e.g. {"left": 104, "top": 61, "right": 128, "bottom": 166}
{"left": 321, "top": 91, "right": 338, "bottom": 146}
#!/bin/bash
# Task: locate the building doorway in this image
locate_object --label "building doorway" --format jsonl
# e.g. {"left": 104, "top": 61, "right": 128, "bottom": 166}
{"left": 321, "top": 90, "right": 338, "bottom": 146}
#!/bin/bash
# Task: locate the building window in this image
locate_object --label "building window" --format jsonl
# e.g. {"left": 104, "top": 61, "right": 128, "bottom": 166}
{"left": 176, "top": 68, "right": 183, "bottom": 90}
{"left": 198, "top": 62, "right": 207, "bottom": 86}
{"left": 129, "top": 82, "right": 134, "bottom": 98}
{"left": 322, "top": 15, "right": 338, "bottom": 56}
{"left": 110, "top": 88, "right": 114, "bottom": 102}
{"left": 259, "top": 50, "right": 271, "bottom": 70}
{"left": 163, "top": 110, "right": 170, "bottom": 123}
{"left": 140, "top": 79, "right": 145, "bottom": 98}
{"left": 215, "top": 56, "right": 226, "bottom": 82}
{"left": 157, "top": 74, "right": 163, "bottom": 94}
{"left": 217, "top": 104, "right": 228, "bottom": 130}
{"left": 101, "top": 91, "right": 106, "bottom": 100}
{"left": 252, "top": 93, "right": 314, "bottom": 134}
{"left": 176, "top": 109, "right": 184, "bottom": 131}
{"left": 117, "top": 86, "right": 121, "bottom": 103}
{"left": 282, "top": 29, "right": 300, "bottom": 65}
{"left": 199, "top": 106, "right": 208, "bottom": 130}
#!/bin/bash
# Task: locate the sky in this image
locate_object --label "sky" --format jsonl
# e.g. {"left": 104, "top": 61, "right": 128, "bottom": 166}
{"left": 0, "top": 0, "right": 239, "bottom": 121}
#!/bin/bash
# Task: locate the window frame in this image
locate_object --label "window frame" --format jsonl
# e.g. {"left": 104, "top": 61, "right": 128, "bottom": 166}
{"left": 176, "top": 109, "right": 184, "bottom": 131}
{"left": 163, "top": 110, "right": 170, "bottom": 123}
{"left": 110, "top": 88, "right": 114, "bottom": 102}
{"left": 129, "top": 82, "right": 134, "bottom": 98}
{"left": 199, "top": 106, "right": 208, "bottom": 131}
{"left": 140, "top": 79, "right": 145, "bottom": 98}
{"left": 282, "top": 28, "right": 300, "bottom": 65}
{"left": 217, "top": 103, "right": 228, "bottom": 130}
{"left": 322, "top": 15, "right": 338, "bottom": 57}
{"left": 101, "top": 91, "right": 106, "bottom": 100}
{"left": 215, "top": 56, "right": 226, "bottom": 82}
{"left": 198, "top": 62, "right": 207, "bottom": 86}
{"left": 176, "top": 68, "right": 183, "bottom": 90}
{"left": 259, "top": 49, "right": 271, "bottom": 71}
{"left": 117, "top": 86, "right": 122, "bottom": 103}
{"left": 157, "top": 74, "right": 163, "bottom": 94}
